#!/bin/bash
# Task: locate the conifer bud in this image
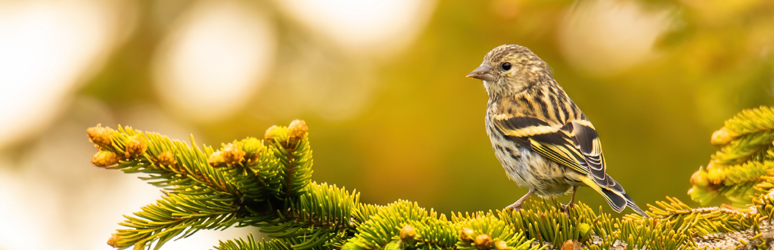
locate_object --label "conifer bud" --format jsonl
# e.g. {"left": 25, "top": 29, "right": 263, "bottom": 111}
{"left": 240, "top": 138, "right": 262, "bottom": 165}
{"left": 460, "top": 228, "right": 475, "bottom": 242}
{"left": 87, "top": 124, "right": 112, "bottom": 148}
{"left": 107, "top": 233, "right": 119, "bottom": 247}
{"left": 561, "top": 240, "right": 581, "bottom": 250}
{"left": 156, "top": 151, "right": 177, "bottom": 166}
{"left": 711, "top": 127, "right": 738, "bottom": 146}
{"left": 287, "top": 120, "right": 308, "bottom": 146}
{"left": 124, "top": 136, "right": 147, "bottom": 158}
{"left": 690, "top": 166, "right": 709, "bottom": 187}
{"left": 494, "top": 241, "right": 508, "bottom": 250}
{"left": 221, "top": 143, "right": 246, "bottom": 167}
{"left": 474, "top": 234, "right": 492, "bottom": 250}
{"left": 92, "top": 150, "right": 119, "bottom": 167}
{"left": 208, "top": 151, "right": 225, "bottom": 168}
{"left": 399, "top": 225, "right": 416, "bottom": 244}
{"left": 705, "top": 162, "right": 725, "bottom": 185}
{"left": 264, "top": 125, "right": 287, "bottom": 144}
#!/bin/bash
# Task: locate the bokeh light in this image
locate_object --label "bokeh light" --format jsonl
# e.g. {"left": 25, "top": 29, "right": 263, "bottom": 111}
{"left": 274, "top": 0, "right": 437, "bottom": 57}
{"left": 0, "top": 0, "right": 129, "bottom": 149}
{"left": 558, "top": 0, "right": 672, "bottom": 76}
{"left": 153, "top": 0, "right": 276, "bottom": 123}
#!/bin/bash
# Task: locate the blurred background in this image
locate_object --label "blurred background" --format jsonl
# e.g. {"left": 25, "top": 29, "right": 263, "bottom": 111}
{"left": 0, "top": 0, "right": 772, "bottom": 249}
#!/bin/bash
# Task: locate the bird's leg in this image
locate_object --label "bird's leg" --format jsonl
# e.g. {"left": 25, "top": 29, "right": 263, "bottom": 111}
{"left": 506, "top": 189, "right": 535, "bottom": 211}
{"left": 562, "top": 186, "right": 578, "bottom": 214}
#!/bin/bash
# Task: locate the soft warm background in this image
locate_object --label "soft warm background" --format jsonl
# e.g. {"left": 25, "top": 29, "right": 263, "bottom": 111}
{"left": 0, "top": 0, "right": 772, "bottom": 249}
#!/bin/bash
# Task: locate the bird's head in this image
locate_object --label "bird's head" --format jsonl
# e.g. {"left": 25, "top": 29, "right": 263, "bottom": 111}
{"left": 466, "top": 44, "right": 552, "bottom": 99}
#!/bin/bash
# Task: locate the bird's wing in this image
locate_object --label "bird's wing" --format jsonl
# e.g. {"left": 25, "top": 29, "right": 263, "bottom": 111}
{"left": 493, "top": 115, "right": 636, "bottom": 211}
{"left": 491, "top": 114, "right": 590, "bottom": 176}
{"left": 493, "top": 114, "right": 642, "bottom": 215}
{"left": 492, "top": 115, "right": 620, "bottom": 191}
{"left": 567, "top": 119, "right": 610, "bottom": 185}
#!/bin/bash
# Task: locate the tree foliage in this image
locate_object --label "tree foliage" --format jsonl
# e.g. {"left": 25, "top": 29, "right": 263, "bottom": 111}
{"left": 88, "top": 106, "right": 774, "bottom": 250}
{"left": 689, "top": 106, "right": 774, "bottom": 207}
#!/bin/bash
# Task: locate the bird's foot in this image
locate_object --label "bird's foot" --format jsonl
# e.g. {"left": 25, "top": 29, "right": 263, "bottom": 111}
{"left": 561, "top": 203, "right": 574, "bottom": 215}
{"left": 505, "top": 202, "right": 523, "bottom": 212}
{"left": 506, "top": 190, "right": 534, "bottom": 212}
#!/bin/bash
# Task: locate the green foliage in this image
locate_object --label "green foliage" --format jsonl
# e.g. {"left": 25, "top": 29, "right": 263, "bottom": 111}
{"left": 452, "top": 212, "right": 536, "bottom": 250}
{"left": 722, "top": 107, "right": 774, "bottom": 136}
{"left": 89, "top": 108, "right": 774, "bottom": 249}
{"left": 216, "top": 235, "right": 291, "bottom": 250}
{"left": 689, "top": 106, "right": 774, "bottom": 207}
{"left": 345, "top": 200, "right": 432, "bottom": 249}
{"left": 614, "top": 217, "right": 692, "bottom": 250}
{"left": 497, "top": 199, "right": 594, "bottom": 247}
{"left": 649, "top": 197, "right": 757, "bottom": 237}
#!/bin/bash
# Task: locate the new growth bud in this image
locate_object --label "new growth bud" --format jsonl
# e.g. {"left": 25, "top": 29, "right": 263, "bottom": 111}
{"left": 265, "top": 120, "right": 309, "bottom": 149}
{"left": 208, "top": 143, "right": 247, "bottom": 168}
{"left": 399, "top": 225, "right": 416, "bottom": 245}
{"left": 92, "top": 150, "right": 119, "bottom": 167}
{"left": 221, "top": 143, "right": 246, "bottom": 167}
{"left": 264, "top": 125, "right": 286, "bottom": 143}
{"left": 124, "top": 136, "right": 147, "bottom": 158}
{"left": 87, "top": 124, "right": 112, "bottom": 149}
{"left": 240, "top": 137, "right": 262, "bottom": 165}
{"left": 704, "top": 162, "right": 725, "bottom": 185}
{"left": 156, "top": 151, "right": 177, "bottom": 166}
{"left": 474, "top": 234, "right": 492, "bottom": 250}
{"left": 107, "top": 233, "right": 119, "bottom": 247}
{"left": 561, "top": 240, "right": 581, "bottom": 250}
{"left": 711, "top": 127, "right": 738, "bottom": 146}
{"left": 690, "top": 166, "right": 709, "bottom": 188}
{"left": 208, "top": 151, "right": 225, "bottom": 168}
{"left": 494, "top": 241, "right": 508, "bottom": 250}
{"left": 288, "top": 120, "right": 308, "bottom": 141}
{"left": 460, "top": 228, "right": 475, "bottom": 242}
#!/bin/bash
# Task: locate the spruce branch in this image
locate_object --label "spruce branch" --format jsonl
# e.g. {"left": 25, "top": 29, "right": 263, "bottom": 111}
{"left": 216, "top": 235, "right": 293, "bottom": 250}
{"left": 690, "top": 106, "right": 774, "bottom": 207}
{"left": 89, "top": 107, "right": 774, "bottom": 249}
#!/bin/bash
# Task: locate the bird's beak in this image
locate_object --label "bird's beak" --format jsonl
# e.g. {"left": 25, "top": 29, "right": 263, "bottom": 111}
{"left": 466, "top": 64, "right": 496, "bottom": 82}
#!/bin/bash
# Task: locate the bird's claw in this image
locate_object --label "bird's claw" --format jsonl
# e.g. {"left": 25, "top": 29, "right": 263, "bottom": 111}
{"left": 505, "top": 204, "right": 523, "bottom": 212}
{"left": 561, "top": 203, "right": 574, "bottom": 215}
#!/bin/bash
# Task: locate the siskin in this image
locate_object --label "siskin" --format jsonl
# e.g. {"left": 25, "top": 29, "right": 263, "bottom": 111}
{"left": 467, "top": 44, "right": 647, "bottom": 217}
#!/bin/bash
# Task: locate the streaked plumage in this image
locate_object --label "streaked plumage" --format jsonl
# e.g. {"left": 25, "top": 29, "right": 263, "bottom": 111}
{"left": 467, "top": 44, "right": 647, "bottom": 217}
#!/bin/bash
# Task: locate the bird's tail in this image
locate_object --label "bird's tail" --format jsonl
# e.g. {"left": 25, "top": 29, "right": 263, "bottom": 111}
{"left": 623, "top": 193, "right": 648, "bottom": 217}
{"left": 580, "top": 176, "right": 649, "bottom": 218}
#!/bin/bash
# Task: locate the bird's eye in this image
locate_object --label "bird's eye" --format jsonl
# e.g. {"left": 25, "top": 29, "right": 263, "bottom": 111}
{"left": 501, "top": 62, "right": 512, "bottom": 71}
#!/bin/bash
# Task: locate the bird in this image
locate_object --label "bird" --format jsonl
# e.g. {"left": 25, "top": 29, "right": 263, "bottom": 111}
{"left": 466, "top": 44, "right": 648, "bottom": 217}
